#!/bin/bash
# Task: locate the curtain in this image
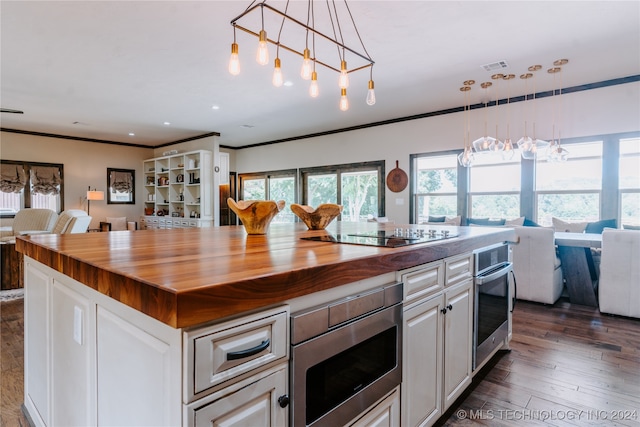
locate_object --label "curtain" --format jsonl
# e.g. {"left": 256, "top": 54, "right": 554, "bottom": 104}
{"left": 0, "top": 163, "right": 26, "bottom": 193}
{"left": 30, "top": 166, "right": 61, "bottom": 195}
{"left": 110, "top": 171, "right": 132, "bottom": 193}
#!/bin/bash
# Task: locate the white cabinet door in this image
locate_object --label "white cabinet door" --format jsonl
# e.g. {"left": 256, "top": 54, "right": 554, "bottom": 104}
{"left": 24, "top": 260, "right": 51, "bottom": 427}
{"left": 193, "top": 365, "right": 288, "bottom": 427}
{"left": 442, "top": 279, "right": 473, "bottom": 410}
{"left": 51, "top": 280, "right": 95, "bottom": 426}
{"left": 402, "top": 294, "right": 443, "bottom": 427}
{"left": 97, "top": 305, "right": 180, "bottom": 426}
{"left": 348, "top": 386, "right": 400, "bottom": 427}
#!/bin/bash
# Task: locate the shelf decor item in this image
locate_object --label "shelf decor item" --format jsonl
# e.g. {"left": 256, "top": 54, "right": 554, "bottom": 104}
{"left": 227, "top": 198, "right": 285, "bottom": 235}
{"left": 290, "top": 203, "right": 343, "bottom": 230}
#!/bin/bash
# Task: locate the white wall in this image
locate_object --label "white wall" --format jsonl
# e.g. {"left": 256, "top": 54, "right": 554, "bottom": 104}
{"left": 2, "top": 83, "right": 638, "bottom": 227}
{"left": 235, "top": 82, "right": 640, "bottom": 223}
{"left": 0, "top": 132, "right": 153, "bottom": 229}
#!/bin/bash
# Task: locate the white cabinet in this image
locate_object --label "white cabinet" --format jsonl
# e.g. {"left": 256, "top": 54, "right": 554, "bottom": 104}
{"left": 442, "top": 279, "right": 473, "bottom": 410}
{"left": 24, "top": 258, "right": 184, "bottom": 427}
{"left": 347, "top": 386, "right": 400, "bottom": 427}
{"left": 143, "top": 150, "right": 213, "bottom": 227}
{"left": 402, "top": 293, "right": 443, "bottom": 426}
{"left": 399, "top": 254, "right": 474, "bottom": 427}
{"left": 184, "top": 305, "right": 289, "bottom": 402}
{"left": 24, "top": 258, "right": 290, "bottom": 427}
{"left": 187, "top": 363, "right": 288, "bottom": 427}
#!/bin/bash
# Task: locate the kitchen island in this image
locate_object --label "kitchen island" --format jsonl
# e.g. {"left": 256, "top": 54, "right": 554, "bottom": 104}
{"left": 17, "top": 222, "right": 516, "bottom": 427}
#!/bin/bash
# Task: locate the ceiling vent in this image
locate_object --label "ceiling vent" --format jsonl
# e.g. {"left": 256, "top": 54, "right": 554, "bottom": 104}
{"left": 481, "top": 60, "right": 509, "bottom": 72}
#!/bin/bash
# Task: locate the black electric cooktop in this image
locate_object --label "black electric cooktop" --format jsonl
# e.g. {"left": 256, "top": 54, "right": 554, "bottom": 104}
{"left": 300, "top": 229, "right": 458, "bottom": 248}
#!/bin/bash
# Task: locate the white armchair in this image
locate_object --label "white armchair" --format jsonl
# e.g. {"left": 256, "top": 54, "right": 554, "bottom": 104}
{"left": 598, "top": 229, "right": 640, "bottom": 318}
{"left": 511, "top": 226, "right": 564, "bottom": 304}
{"left": 0, "top": 208, "right": 58, "bottom": 242}
{"left": 51, "top": 209, "right": 91, "bottom": 234}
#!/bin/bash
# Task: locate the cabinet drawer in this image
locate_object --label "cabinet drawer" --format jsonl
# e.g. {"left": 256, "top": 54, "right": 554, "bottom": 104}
{"left": 187, "top": 364, "right": 288, "bottom": 427}
{"left": 445, "top": 253, "right": 473, "bottom": 287}
{"left": 185, "top": 306, "right": 289, "bottom": 401}
{"left": 398, "top": 261, "right": 443, "bottom": 304}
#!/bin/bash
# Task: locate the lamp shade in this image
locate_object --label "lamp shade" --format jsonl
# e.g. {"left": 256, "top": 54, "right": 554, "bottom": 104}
{"left": 87, "top": 190, "right": 104, "bottom": 201}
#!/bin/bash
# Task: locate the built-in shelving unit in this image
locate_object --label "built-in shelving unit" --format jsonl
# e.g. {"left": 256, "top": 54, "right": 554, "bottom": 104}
{"left": 142, "top": 150, "right": 213, "bottom": 228}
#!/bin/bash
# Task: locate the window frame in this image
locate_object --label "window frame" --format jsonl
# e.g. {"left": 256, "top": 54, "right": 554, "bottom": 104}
{"left": 0, "top": 159, "right": 64, "bottom": 215}
{"left": 409, "top": 131, "right": 639, "bottom": 225}
{"left": 300, "top": 160, "right": 385, "bottom": 220}
{"left": 411, "top": 151, "right": 460, "bottom": 224}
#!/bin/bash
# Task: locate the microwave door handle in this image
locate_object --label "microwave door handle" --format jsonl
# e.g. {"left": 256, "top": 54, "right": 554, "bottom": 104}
{"left": 475, "top": 262, "right": 512, "bottom": 286}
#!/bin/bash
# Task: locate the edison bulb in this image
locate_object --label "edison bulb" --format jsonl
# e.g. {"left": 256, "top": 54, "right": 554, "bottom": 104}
{"left": 272, "top": 58, "right": 283, "bottom": 87}
{"left": 309, "top": 71, "right": 319, "bottom": 98}
{"left": 228, "top": 43, "right": 240, "bottom": 76}
{"left": 366, "top": 80, "right": 376, "bottom": 106}
{"left": 301, "top": 48, "right": 312, "bottom": 80}
{"left": 339, "top": 88, "right": 349, "bottom": 111}
{"left": 256, "top": 30, "right": 269, "bottom": 65}
{"left": 338, "top": 60, "right": 349, "bottom": 89}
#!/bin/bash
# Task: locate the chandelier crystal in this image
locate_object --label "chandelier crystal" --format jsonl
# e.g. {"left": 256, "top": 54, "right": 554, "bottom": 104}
{"left": 229, "top": 1, "right": 375, "bottom": 111}
{"left": 547, "top": 60, "right": 570, "bottom": 162}
{"left": 458, "top": 82, "right": 475, "bottom": 167}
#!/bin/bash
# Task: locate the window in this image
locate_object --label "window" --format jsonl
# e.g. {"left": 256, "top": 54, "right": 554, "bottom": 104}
{"left": 300, "top": 161, "right": 384, "bottom": 222}
{"left": 238, "top": 169, "right": 297, "bottom": 223}
{"left": 413, "top": 153, "right": 458, "bottom": 223}
{"left": 535, "top": 141, "right": 602, "bottom": 226}
{"left": 0, "top": 160, "right": 64, "bottom": 214}
{"left": 620, "top": 137, "right": 640, "bottom": 227}
{"left": 468, "top": 153, "right": 521, "bottom": 219}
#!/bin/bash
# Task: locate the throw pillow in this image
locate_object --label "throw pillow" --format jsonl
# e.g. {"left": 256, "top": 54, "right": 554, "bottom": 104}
{"left": 467, "top": 217, "right": 506, "bottom": 226}
{"left": 552, "top": 217, "right": 588, "bottom": 233}
{"left": 584, "top": 218, "right": 617, "bottom": 234}
{"left": 523, "top": 217, "right": 541, "bottom": 227}
{"left": 505, "top": 217, "right": 525, "bottom": 227}
{"left": 427, "top": 215, "right": 446, "bottom": 222}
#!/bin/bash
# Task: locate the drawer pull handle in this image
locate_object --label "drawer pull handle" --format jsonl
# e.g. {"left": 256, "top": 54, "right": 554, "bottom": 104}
{"left": 226, "top": 339, "right": 271, "bottom": 361}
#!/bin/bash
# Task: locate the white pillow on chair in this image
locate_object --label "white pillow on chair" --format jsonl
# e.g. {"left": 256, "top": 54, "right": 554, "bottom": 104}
{"left": 106, "top": 217, "right": 127, "bottom": 231}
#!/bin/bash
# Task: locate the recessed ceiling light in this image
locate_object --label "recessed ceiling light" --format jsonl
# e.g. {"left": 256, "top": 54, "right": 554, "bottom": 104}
{"left": 212, "top": 105, "right": 220, "bottom": 110}
{"left": 283, "top": 81, "right": 294, "bottom": 87}
{"left": 128, "top": 132, "right": 135, "bottom": 136}
{"left": 163, "top": 121, "right": 171, "bottom": 126}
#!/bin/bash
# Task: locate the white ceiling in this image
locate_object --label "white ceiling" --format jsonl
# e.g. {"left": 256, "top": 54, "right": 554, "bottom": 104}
{"left": 1, "top": 1, "right": 639, "bottom": 148}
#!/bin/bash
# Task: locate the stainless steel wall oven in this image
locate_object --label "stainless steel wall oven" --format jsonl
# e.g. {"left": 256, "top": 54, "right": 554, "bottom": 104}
{"left": 290, "top": 283, "right": 403, "bottom": 427}
{"left": 473, "top": 243, "right": 514, "bottom": 371}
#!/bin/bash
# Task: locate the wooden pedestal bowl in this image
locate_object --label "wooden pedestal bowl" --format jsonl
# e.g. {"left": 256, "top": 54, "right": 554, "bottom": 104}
{"left": 227, "top": 198, "right": 286, "bottom": 234}
{"left": 290, "top": 203, "right": 343, "bottom": 230}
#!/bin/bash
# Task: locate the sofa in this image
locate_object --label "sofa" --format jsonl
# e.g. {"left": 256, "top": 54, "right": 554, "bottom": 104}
{"left": 598, "top": 229, "right": 640, "bottom": 318}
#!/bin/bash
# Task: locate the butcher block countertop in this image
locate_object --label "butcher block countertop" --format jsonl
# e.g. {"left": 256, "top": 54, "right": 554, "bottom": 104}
{"left": 16, "top": 222, "right": 516, "bottom": 329}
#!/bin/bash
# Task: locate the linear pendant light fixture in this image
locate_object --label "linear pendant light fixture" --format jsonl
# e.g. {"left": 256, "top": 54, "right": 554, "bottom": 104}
{"left": 228, "top": 0, "right": 375, "bottom": 111}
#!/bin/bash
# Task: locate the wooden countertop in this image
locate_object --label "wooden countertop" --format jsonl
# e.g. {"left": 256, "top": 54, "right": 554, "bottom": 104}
{"left": 16, "top": 222, "right": 516, "bottom": 329}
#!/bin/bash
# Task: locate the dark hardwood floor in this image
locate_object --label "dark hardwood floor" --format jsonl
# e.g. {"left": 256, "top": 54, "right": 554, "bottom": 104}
{"left": 1, "top": 297, "right": 639, "bottom": 426}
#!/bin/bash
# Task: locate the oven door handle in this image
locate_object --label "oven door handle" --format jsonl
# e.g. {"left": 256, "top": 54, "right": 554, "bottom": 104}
{"left": 226, "top": 339, "right": 270, "bottom": 361}
{"left": 475, "top": 262, "right": 512, "bottom": 285}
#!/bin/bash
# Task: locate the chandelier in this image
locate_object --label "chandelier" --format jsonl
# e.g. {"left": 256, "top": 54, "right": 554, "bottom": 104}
{"left": 464, "top": 58, "right": 570, "bottom": 165}
{"left": 228, "top": 0, "right": 376, "bottom": 111}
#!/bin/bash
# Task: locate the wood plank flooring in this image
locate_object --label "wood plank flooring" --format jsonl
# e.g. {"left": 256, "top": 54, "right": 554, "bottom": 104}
{"left": 1, "top": 297, "right": 639, "bottom": 426}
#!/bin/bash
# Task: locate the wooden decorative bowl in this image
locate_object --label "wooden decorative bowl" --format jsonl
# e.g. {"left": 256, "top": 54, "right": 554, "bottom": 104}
{"left": 227, "top": 198, "right": 286, "bottom": 234}
{"left": 290, "top": 203, "right": 343, "bottom": 230}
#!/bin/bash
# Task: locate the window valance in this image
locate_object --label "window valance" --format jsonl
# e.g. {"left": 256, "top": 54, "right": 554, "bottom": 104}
{"left": 0, "top": 163, "right": 27, "bottom": 193}
{"left": 110, "top": 170, "right": 133, "bottom": 193}
{"left": 30, "top": 166, "right": 61, "bottom": 195}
